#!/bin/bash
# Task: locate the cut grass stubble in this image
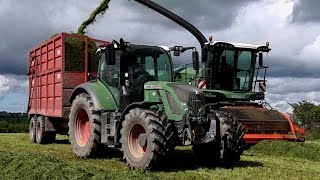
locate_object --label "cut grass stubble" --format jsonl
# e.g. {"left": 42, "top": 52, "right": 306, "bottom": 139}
{"left": 0, "top": 134, "right": 320, "bottom": 179}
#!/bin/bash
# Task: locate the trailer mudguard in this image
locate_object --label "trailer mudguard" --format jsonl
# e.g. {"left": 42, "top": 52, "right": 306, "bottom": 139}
{"left": 70, "top": 80, "right": 119, "bottom": 111}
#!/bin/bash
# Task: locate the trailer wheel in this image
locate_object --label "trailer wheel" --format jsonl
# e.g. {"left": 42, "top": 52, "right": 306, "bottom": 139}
{"left": 69, "top": 93, "right": 102, "bottom": 158}
{"left": 29, "top": 116, "right": 37, "bottom": 143}
{"left": 36, "top": 116, "right": 46, "bottom": 144}
{"left": 120, "top": 108, "right": 170, "bottom": 170}
{"left": 216, "top": 111, "right": 244, "bottom": 167}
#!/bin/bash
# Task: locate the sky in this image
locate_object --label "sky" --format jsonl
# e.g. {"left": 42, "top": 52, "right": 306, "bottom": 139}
{"left": 0, "top": 0, "right": 320, "bottom": 113}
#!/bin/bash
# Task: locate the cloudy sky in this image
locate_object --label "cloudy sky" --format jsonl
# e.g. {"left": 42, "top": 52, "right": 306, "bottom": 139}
{"left": 0, "top": 0, "right": 319, "bottom": 113}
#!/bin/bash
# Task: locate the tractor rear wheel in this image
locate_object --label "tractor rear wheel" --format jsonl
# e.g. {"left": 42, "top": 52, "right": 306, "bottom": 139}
{"left": 69, "top": 93, "right": 102, "bottom": 158}
{"left": 120, "top": 108, "right": 171, "bottom": 170}
{"left": 29, "top": 116, "right": 37, "bottom": 143}
{"left": 217, "top": 111, "right": 244, "bottom": 167}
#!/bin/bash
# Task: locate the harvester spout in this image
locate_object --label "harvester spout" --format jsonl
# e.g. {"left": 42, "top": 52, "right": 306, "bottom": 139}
{"left": 134, "top": 0, "right": 208, "bottom": 47}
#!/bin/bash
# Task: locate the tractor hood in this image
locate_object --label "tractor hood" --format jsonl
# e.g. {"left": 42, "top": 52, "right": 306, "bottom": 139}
{"left": 144, "top": 81, "right": 205, "bottom": 115}
{"left": 202, "top": 89, "right": 265, "bottom": 102}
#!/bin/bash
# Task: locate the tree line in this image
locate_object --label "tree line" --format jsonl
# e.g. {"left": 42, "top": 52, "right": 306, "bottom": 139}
{"left": 291, "top": 100, "right": 320, "bottom": 139}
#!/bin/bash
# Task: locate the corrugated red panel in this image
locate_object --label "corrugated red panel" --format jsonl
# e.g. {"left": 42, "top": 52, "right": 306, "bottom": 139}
{"left": 28, "top": 33, "right": 108, "bottom": 118}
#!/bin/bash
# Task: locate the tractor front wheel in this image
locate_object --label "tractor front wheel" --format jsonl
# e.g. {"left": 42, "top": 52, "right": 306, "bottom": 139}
{"left": 120, "top": 108, "right": 170, "bottom": 170}
{"left": 68, "top": 93, "right": 102, "bottom": 158}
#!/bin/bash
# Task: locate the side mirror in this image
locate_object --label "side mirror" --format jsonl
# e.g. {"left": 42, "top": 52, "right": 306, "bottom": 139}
{"left": 258, "top": 52, "right": 263, "bottom": 67}
{"left": 192, "top": 51, "right": 200, "bottom": 73}
{"left": 201, "top": 47, "right": 208, "bottom": 63}
{"left": 105, "top": 43, "right": 116, "bottom": 65}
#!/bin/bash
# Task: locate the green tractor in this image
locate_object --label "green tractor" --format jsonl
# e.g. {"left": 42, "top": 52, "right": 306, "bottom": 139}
{"left": 69, "top": 39, "right": 244, "bottom": 169}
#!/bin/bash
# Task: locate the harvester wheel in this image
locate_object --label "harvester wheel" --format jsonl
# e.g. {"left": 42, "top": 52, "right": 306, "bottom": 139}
{"left": 120, "top": 108, "right": 170, "bottom": 170}
{"left": 36, "top": 116, "right": 46, "bottom": 144}
{"left": 69, "top": 93, "right": 102, "bottom": 158}
{"left": 29, "top": 116, "right": 37, "bottom": 143}
{"left": 216, "top": 111, "right": 244, "bottom": 167}
{"left": 192, "top": 111, "right": 244, "bottom": 167}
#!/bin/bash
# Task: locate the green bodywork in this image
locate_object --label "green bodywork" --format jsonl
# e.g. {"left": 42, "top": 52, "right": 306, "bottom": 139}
{"left": 144, "top": 81, "right": 188, "bottom": 121}
{"left": 73, "top": 80, "right": 189, "bottom": 122}
{"left": 202, "top": 89, "right": 264, "bottom": 101}
{"left": 73, "top": 80, "right": 119, "bottom": 110}
{"left": 174, "top": 67, "right": 265, "bottom": 102}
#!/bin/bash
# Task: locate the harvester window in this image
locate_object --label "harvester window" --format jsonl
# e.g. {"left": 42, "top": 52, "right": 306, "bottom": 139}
{"left": 208, "top": 48, "right": 255, "bottom": 91}
{"left": 237, "top": 51, "right": 252, "bottom": 90}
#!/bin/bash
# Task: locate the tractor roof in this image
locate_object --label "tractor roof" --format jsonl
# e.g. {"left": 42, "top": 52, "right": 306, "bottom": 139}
{"left": 209, "top": 41, "right": 270, "bottom": 51}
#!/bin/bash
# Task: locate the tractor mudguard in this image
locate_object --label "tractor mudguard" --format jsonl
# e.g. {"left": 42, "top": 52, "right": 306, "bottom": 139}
{"left": 119, "top": 101, "right": 160, "bottom": 122}
{"left": 70, "top": 81, "right": 118, "bottom": 111}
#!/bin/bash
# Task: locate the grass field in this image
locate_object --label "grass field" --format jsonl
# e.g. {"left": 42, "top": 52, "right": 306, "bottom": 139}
{"left": 0, "top": 134, "right": 320, "bottom": 180}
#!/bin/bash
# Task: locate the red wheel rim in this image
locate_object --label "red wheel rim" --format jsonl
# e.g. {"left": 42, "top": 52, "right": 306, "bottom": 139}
{"left": 128, "top": 124, "right": 147, "bottom": 159}
{"left": 75, "top": 109, "right": 90, "bottom": 147}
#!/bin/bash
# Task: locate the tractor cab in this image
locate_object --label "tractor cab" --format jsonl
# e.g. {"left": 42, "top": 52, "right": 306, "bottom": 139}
{"left": 98, "top": 39, "right": 173, "bottom": 108}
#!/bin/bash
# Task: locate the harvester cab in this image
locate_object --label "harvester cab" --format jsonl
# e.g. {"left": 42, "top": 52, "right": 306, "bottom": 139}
{"left": 203, "top": 41, "right": 269, "bottom": 93}
{"left": 172, "top": 40, "right": 270, "bottom": 96}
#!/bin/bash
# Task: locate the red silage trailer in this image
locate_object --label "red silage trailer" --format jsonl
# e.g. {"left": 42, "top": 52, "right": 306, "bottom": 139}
{"left": 27, "top": 33, "right": 108, "bottom": 143}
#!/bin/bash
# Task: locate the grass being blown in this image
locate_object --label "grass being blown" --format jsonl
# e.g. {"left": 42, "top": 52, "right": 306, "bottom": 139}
{"left": 78, "top": 0, "right": 111, "bottom": 35}
{"left": 0, "top": 134, "right": 320, "bottom": 179}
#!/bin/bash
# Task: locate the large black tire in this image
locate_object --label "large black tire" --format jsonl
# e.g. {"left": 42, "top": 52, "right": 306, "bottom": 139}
{"left": 35, "top": 116, "right": 56, "bottom": 144}
{"left": 29, "top": 116, "right": 37, "bottom": 143}
{"left": 216, "top": 111, "right": 244, "bottom": 167}
{"left": 36, "top": 116, "right": 46, "bottom": 144}
{"left": 68, "top": 93, "right": 102, "bottom": 158}
{"left": 120, "top": 108, "right": 172, "bottom": 170}
{"left": 193, "top": 111, "right": 244, "bottom": 168}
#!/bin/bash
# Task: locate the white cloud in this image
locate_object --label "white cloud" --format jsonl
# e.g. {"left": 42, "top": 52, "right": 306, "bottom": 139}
{"left": 0, "top": 75, "right": 28, "bottom": 100}
{"left": 265, "top": 77, "right": 320, "bottom": 113}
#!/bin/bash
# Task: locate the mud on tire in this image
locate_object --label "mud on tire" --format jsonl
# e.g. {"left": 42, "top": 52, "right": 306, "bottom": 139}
{"left": 68, "top": 93, "right": 102, "bottom": 158}
{"left": 120, "top": 108, "right": 172, "bottom": 170}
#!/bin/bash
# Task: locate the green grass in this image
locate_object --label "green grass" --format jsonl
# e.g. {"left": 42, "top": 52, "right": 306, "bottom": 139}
{"left": 0, "top": 134, "right": 320, "bottom": 179}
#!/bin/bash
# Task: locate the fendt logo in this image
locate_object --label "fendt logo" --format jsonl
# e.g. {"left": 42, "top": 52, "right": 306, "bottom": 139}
{"left": 231, "top": 94, "right": 246, "bottom": 99}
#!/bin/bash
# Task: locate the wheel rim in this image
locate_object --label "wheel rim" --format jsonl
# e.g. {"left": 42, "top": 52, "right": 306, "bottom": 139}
{"left": 128, "top": 124, "right": 147, "bottom": 159}
{"left": 75, "top": 109, "right": 91, "bottom": 147}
